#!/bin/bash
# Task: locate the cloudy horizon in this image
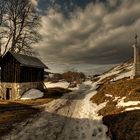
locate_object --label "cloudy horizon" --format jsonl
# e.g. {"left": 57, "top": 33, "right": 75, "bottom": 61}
{"left": 33, "top": 0, "right": 140, "bottom": 74}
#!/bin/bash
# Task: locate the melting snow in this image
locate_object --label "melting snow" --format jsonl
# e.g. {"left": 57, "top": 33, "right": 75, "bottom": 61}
{"left": 99, "top": 70, "right": 120, "bottom": 81}
{"left": 112, "top": 70, "right": 133, "bottom": 81}
{"left": 125, "top": 107, "right": 140, "bottom": 111}
{"left": 105, "top": 94, "right": 113, "bottom": 97}
{"left": 3, "top": 80, "right": 110, "bottom": 140}
{"left": 56, "top": 80, "right": 110, "bottom": 140}
{"left": 44, "top": 81, "right": 69, "bottom": 89}
{"left": 117, "top": 97, "right": 140, "bottom": 107}
{"left": 3, "top": 61, "right": 137, "bottom": 140}
{"left": 21, "top": 89, "right": 44, "bottom": 100}
{"left": 113, "top": 97, "right": 120, "bottom": 101}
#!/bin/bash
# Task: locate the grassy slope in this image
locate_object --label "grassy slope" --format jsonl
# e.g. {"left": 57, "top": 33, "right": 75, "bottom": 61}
{"left": 90, "top": 62, "right": 140, "bottom": 140}
{"left": 91, "top": 78, "right": 140, "bottom": 116}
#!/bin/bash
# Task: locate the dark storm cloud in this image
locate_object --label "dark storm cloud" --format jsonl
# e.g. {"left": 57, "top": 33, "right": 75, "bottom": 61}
{"left": 37, "top": 0, "right": 106, "bottom": 15}
{"left": 34, "top": 0, "right": 140, "bottom": 68}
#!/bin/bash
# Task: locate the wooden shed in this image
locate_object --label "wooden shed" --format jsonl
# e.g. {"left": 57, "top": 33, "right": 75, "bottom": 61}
{"left": 0, "top": 51, "right": 48, "bottom": 100}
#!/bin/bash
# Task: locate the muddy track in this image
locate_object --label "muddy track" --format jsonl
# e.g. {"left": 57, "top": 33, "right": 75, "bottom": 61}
{"left": 1, "top": 84, "right": 109, "bottom": 140}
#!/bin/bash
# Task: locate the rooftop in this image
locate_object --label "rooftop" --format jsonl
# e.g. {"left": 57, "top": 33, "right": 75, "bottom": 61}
{"left": 6, "top": 51, "right": 48, "bottom": 69}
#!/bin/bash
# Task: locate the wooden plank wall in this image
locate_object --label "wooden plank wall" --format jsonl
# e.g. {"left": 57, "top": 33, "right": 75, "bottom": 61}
{"left": 1, "top": 53, "right": 44, "bottom": 83}
{"left": 1, "top": 54, "right": 20, "bottom": 82}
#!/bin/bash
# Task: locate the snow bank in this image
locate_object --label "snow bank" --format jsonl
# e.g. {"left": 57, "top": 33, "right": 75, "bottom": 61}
{"left": 44, "top": 81, "right": 69, "bottom": 89}
{"left": 99, "top": 69, "right": 120, "bottom": 81}
{"left": 70, "top": 80, "right": 110, "bottom": 140}
{"left": 126, "top": 65, "right": 133, "bottom": 70}
{"left": 125, "top": 107, "right": 140, "bottom": 111}
{"left": 98, "top": 62, "right": 133, "bottom": 82}
{"left": 21, "top": 89, "right": 44, "bottom": 100}
{"left": 84, "top": 80, "right": 93, "bottom": 85}
{"left": 112, "top": 70, "right": 133, "bottom": 81}
{"left": 117, "top": 97, "right": 140, "bottom": 107}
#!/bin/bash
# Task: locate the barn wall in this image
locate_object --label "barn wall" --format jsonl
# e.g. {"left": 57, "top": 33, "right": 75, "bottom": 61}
{"left": 1, "top": 52, "right": 21, "bottom": 83}
{"left": 0, "top": 82, "right": 44, "bottom": 100}
{"left": 20, "top": 67, "right": 44, "bottom": 83}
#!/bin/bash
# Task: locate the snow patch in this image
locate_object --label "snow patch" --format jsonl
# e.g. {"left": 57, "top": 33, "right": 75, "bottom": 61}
{"left": 44, "top": 81, "right": 69, "bottom": 89}
{"left": 84, "top": 80, "right": 93, "bottom": 85}
{"left": 113, "top": 97, "right": 120, "bottom": 101}
{"left": 99, "top": 70, "right": 120, "bottom": 81}
{"left": 117, "top": 97, "right": 140, "bottom": 107}
{"left": 125, "top": 107, "right": 140, "bottom": 111}
{"left": 126, "top": 65, "right": 133, "bottom": 70}
{"left": 21, "top": 89, "right": 44, "bottom": 100}
{"left": 105, "top": 94, "right": 113, "bottom": 97}
{"left": 112, "top": 70, "right": 133, "bottom": 81}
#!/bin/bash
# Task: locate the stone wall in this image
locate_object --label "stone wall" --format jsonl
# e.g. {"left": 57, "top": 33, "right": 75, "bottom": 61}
{"left": 0, "top": 83, "right": 18, "bottom": 100}
{"left": 0, "top": 82, "right": 44, "bottom": 100}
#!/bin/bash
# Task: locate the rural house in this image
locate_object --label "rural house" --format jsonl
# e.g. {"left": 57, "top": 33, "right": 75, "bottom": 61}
{"left": 0, "top": 51, "right": 48, "bottom": 100}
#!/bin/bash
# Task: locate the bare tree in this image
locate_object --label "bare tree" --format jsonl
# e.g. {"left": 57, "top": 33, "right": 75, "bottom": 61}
{"left": 0, "top": 0, "right": 41, "bottom": 56}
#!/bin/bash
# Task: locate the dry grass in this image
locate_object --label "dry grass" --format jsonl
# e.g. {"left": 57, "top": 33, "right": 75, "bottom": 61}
{"left": 0, "top": 107, "right": 40, "bottom": 137}
{"left": 0, "top": 108, "right": 39, "bottom": 124}
{"left": 90, "top": 78, "right": 140, "bottom": 116}
{"left": 103, "top": 110, "right": 140, "bottom": 140}
{"left": 98, "top": 102, "right": 123, "bottom": 116}
{"left": 0, "top": 98, "right": 52, "bottom": 108}
{"left": 15, "top": 98, "right": 53, "bottom": 106}
{"left": 45, "top": 87, "right": 72, "bottom": 98}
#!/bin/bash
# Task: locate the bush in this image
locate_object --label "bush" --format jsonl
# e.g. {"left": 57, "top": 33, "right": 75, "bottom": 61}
{"left": 62, "top": 71, "right": 86, "bottom": 84}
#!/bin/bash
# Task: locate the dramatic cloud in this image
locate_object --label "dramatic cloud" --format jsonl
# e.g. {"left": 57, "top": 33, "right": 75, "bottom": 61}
{"left": 35, "top": 0, "right": 140, "bottom": 73}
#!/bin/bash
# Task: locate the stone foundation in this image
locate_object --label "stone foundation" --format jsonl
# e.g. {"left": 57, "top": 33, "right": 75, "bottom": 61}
{"left": 0, "top": 82, "right": 44, "bottom": 100}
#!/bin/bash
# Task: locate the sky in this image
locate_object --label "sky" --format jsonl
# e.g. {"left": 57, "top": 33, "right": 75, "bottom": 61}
{"left": 32, "top": 0, "right": 140, "bottom": 74}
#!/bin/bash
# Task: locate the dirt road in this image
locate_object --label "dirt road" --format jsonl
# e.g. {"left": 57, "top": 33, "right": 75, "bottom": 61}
{"left": 2, "top": 83, "right": 110, "bottom": 140}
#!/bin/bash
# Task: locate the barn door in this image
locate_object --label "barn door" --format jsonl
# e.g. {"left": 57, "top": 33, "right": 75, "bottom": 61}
{"left": 6, "top": 88, "right": 12, "bottom": 100}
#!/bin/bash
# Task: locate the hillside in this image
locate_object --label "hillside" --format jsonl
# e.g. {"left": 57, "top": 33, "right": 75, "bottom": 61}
{"left": 90, "top": 60, "right": 140, "bottom": 139}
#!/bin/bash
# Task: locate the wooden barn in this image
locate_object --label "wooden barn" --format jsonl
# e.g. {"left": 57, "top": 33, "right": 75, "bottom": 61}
{"left": 0, "top": 51, "right": 48, "bottom": 100}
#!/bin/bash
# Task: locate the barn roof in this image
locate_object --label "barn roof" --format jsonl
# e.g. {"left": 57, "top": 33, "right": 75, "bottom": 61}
{"left": 9, "top": 51, "right": 48, "bottom": 69}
